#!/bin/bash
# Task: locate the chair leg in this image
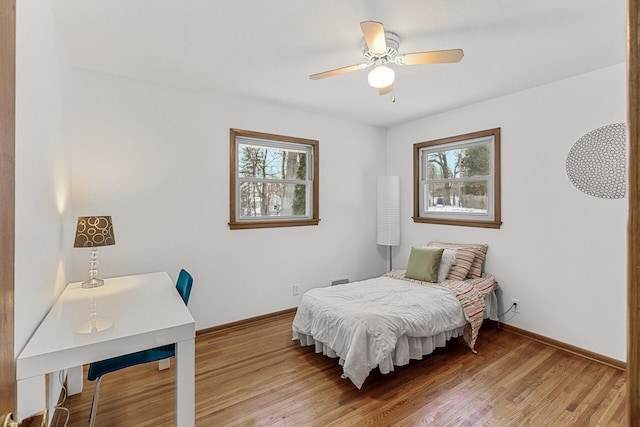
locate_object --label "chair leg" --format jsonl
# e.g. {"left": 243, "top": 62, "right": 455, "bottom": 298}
{"left": 89, "top": 376, "right": 103, "bottom": 427}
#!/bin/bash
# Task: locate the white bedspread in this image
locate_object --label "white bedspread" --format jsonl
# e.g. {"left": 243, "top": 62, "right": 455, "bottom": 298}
{"left": 292, "top": 276, "right": 467, "bottom": 389}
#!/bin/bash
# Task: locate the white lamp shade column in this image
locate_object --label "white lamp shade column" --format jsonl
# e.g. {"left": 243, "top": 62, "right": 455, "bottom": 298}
{"left": 376, "top": 176, "right": 400, "bottom": 246}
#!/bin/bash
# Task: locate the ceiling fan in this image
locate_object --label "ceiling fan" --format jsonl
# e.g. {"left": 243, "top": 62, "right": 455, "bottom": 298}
{"left": 310, "top": 21, "right": 464, "bottom": 96}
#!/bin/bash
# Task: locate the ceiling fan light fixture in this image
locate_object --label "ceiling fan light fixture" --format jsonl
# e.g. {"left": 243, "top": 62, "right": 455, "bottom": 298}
{"left": 367, "top": 65, "right": 395, "bottom": 88}
{"left": 309, "top": 21, "right": 463, "bottom": 91}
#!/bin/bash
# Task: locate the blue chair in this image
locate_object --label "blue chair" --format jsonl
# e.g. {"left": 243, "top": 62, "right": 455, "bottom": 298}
{"left": 87, "top": 269, "right": 193, "bottom": 427}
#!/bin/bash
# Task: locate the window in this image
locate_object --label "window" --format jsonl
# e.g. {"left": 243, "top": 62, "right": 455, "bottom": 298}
{"left": 413, "top": 128, "right": 501, "bottom": 228}
{"left": 229, "top": 129, "right": 319, "bottom": 229}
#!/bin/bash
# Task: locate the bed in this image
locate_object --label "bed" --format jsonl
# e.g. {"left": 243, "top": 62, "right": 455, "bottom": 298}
{"left": 291, "top": 242, "right": 498, "bottom": 389}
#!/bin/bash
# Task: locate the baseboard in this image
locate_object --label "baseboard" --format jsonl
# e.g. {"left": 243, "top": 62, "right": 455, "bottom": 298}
{"left": 486, "top": 320, "right": 626, "bottom": 371}
{"left": 196, "top": 307, "right": 297, "bottom": 337}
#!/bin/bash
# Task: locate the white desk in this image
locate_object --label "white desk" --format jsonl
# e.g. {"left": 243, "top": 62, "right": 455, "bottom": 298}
{"left": 16, "top": 272, "right": 196, "bottom": 426}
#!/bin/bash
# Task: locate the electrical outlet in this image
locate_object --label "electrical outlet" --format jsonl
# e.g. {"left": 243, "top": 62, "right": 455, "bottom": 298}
{"left": 293, "top": 283, "right": 300, "bottom": 296}
{"left": 511, "top": 298, "right": 520, "bottom": 314}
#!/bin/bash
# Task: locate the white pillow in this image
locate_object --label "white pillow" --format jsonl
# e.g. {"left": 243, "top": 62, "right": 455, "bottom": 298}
{"left": 437, "top": 249, "right": 457, "bottom": 282}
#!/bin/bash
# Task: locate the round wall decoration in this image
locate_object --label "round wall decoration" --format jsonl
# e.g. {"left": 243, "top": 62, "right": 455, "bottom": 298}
{"left": 565, "top": 123, "right": 626, "bottom": 199}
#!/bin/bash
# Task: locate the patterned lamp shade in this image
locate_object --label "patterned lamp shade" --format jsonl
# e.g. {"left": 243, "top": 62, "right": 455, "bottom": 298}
{"left": 74, "top": 216, "right": 116, "bottom": 248}
{"left": 376, "top": 176, "right": 400, "bottom": 246}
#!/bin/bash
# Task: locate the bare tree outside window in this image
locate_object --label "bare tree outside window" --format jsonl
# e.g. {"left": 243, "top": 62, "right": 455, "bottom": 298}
{"left": 413, "top": 128, "right": 501, "bottom": 229}
{"left": 230, "top": 129, "right": 319, "bottom": 230}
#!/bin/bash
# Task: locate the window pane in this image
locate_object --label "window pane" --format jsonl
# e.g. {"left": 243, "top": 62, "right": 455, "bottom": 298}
{"left": 427, "top": 150, "right": 462, "bottom": 180}
{"left": 230, "top": 129, "right": 319, "bottom": 229}
{"left": 425, "top": 181, "right": 489, "bottom": 214}
{"left": 426, "top": 143, "right": 490, "bottom": 180}
{"left": 239, "top": 182, "right": 308, "bottom": 217}
{"left": 238, "top": 143, "right": 308, "bottom": 180}
{"left": 459, "top": 144, "right": 490, "bottom": 177}
{"left": 414, "top": 128, "right": 500, "bottom": 228}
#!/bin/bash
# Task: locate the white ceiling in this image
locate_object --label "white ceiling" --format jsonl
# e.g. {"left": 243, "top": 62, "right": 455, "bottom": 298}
{"left": 50, "top": 0, "right": 627, "bottom": 128}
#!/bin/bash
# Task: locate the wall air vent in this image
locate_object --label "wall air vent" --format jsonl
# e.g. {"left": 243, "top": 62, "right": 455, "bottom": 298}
{"left": 330, "top": 277, "right": 350, "bottom": 286}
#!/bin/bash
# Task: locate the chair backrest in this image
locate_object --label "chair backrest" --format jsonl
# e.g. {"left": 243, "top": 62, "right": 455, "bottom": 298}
{"left": 176, "top": 269, "right": 193, "bottom": 305}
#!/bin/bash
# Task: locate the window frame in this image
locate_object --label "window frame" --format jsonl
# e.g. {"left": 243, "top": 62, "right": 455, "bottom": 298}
{"left": 413, "top": 128, "right": 501, "bottom": 229}
{"left": 229, "top": 128, "right": 319, "bottom": 230}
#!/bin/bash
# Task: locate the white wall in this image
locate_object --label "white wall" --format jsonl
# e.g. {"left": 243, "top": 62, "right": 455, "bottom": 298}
{"left": 68, "top": 64, "right": 627, "bottom": 360}
{"left": 15, "top": 0, "right": 73, "bottom": 419}
{"left": 69, "top": 70, "right": 388, "bottom": 329}
{"left": 386, "top": 63, "right": 627, "bottom": 361}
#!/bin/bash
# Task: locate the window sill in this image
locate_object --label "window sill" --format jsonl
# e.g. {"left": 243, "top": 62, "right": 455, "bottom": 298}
{"left": 412, "top": 216, "right": 501, "bottom": 229}
{"left": 228, "top": 219, "right": 320, "bottom": 230}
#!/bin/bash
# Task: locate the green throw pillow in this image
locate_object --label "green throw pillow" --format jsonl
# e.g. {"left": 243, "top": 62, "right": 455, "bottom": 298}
{"left": 405, "top": 247, "right": 444, "bottom": 283}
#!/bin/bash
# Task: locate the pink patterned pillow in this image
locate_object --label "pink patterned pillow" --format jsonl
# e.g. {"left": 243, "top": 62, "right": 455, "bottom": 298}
{"left": 426, "top": 243, "right": 475, "bottom": 280}
{"left": 427, "top": 242, "right": 488, "bottom": 279}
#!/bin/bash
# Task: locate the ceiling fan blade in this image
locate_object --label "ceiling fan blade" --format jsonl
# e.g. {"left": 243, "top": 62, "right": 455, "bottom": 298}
{"left": 378, "top": 84, "right": 393, "bottom": 96}
{"left": 360, "top": 21, "right": 387, "bottom": 55}
{"left": 396, "top": 49, "right": 464, "bottom": 66}
{"left": 309, "top": 63, "right": 370, "bottom": 80}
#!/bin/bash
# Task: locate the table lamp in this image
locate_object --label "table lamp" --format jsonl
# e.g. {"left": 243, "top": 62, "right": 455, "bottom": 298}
{"left": 74, "top": 216, "right": 115, "bottom": 288}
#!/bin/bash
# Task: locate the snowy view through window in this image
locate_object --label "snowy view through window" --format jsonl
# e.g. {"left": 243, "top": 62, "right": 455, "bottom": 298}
{"left": 414, "top": 128, "right": 500, "bottom": 228}
{"left": 424, "top": 143, "right": 491, "bottom": 215}
{"left": 230, "top": 129, "right": 319, "bottom": 230}
{"left": 238, "top": 142, "right": 309, "bottom": 218}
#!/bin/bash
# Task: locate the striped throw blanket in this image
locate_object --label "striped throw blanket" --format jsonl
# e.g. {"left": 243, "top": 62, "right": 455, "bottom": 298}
{"left": 383, "top": 269, "right": 497, "bottom": 352}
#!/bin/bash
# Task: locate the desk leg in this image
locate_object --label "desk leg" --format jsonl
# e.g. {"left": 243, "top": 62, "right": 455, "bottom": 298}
{"left": 175, "top": 338, "right": 195, "bottom": 427}
{"left": 67, "top": 366, "right": 83, "bottom": 395}
{"left": 16, "top": 376, "right": 45, "bottom": 421}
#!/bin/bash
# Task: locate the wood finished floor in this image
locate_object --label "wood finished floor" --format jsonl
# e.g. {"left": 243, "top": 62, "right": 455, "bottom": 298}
{"left": 57, "top": 313, "right": 627, "bottom": 426}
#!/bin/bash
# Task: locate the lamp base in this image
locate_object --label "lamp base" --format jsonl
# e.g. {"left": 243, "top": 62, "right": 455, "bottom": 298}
{"left": 81, "top": 277, "right": 104, "bottom": 288}
{"left": 73, "top": 317, "right": 114, "bottom": 334}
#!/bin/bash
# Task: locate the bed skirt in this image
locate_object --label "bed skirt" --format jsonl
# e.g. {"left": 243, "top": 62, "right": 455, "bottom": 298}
{"left": 485, "top": 291, "right": 498, "bottom": 321}
{"left": 295, "top": 325, "right": 466, "bottom": 376}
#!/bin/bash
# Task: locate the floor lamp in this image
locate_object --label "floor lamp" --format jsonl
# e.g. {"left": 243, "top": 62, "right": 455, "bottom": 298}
{"left": 377, "top": 176, "right": 400, "bottom": 271}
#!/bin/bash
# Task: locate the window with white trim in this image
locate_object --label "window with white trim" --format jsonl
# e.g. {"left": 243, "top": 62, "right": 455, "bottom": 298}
{"left": 229, "top": 129, "right": 319, "bottom": 229}
{"left": 413, "top": 128, "right": 501, "bottom": 229}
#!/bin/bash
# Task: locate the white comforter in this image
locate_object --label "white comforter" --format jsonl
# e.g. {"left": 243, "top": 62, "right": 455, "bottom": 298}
{"left": 291, "top": 276, "right": 467, "bottom": 389}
